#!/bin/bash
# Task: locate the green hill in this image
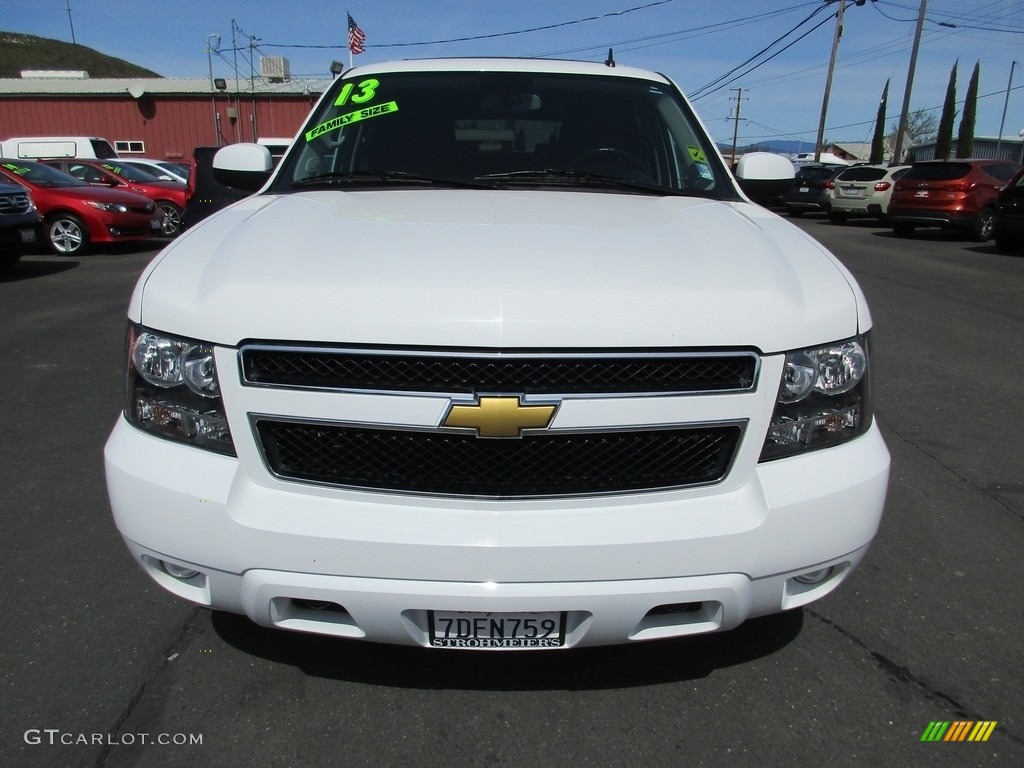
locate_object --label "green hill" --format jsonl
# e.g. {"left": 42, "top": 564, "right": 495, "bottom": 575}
{"left": 0, "top": 31, "right": 160, "bottom": 78}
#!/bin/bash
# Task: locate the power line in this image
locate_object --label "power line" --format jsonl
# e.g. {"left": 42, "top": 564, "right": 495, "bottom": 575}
{"left": 257, "top": 0, "right": 675, "bottom": 51}
{"left": 690, "top": 3, "right": 835, "bottom": 101}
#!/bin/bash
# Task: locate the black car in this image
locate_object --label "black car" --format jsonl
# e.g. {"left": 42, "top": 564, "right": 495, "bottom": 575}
{"left": 782, "top": 164, "right": 846, "bottom": 217}
{"left": 0, "top": 178, "right": 44, "bottom": 270}
{"left": 181, "top": 145, "right": 275, "bottom": 230}
{"left": 994, "top": 167, "right": 1024, "bottom": 255}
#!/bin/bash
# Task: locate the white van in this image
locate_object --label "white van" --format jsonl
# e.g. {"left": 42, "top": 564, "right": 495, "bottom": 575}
{"left": 0, "top": 136, "right": 118, "bottom": 160}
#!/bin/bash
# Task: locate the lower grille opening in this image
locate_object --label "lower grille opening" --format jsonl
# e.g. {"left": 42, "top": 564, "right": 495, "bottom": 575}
{"left": 632, "top": 600, "right": 724, "bottom": 640}
{"left": 646, "top": 602, "right": 704, "bottom": 616}
{"left": 255, "top": 420, "right": 742, "bottom": 498}
{"left": 291, "top": 598, "right": 348, "bottom": 613}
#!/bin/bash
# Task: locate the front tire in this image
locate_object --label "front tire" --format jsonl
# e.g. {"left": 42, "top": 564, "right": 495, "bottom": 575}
{"left": 158, "top": 202, "right": 182, "bottom": 237}
{"left": 47, "top": 214, "right": 89, "bottom": 255}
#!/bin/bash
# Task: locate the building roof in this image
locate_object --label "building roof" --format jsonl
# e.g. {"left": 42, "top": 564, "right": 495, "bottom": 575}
{"left": 0, "top": 75, "right": 331, "bottom": 97}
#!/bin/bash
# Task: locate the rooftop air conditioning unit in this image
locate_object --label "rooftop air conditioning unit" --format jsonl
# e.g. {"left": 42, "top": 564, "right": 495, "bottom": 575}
{"left": 260, "top": 57, "right": 291, "bottom": 82}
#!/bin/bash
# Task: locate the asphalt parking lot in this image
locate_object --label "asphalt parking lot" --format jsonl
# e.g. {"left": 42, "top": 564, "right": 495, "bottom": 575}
{"left": 2, "top": 215, "right": 1022, "bottom": 768}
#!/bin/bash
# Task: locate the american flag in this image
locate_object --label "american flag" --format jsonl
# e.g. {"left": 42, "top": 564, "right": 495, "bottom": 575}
{"left": 347, "top": 13, "right": 366, "bottom": 55}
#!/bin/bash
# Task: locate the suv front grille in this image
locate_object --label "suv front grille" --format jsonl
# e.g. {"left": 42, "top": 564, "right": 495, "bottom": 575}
{"left": 255, "top": 419, "right": 742, "bottom": 498}
{"left": 0, "top": 192, "right": 32, "bottom": 214}
{"left": 240, "top": 347, "right": 758, "bottom": 395}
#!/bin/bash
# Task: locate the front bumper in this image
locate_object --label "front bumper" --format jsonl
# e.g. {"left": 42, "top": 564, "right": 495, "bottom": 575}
{"left": 105, "top": 416, "right": 890, "bottom": 648}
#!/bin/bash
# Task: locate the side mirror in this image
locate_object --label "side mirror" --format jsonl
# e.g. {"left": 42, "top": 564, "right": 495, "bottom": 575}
{"left": 212, "top": 143, "right": 274, "bottom": 192}
{"left": 734, "top": 152, "right": 795, "bottom": 204}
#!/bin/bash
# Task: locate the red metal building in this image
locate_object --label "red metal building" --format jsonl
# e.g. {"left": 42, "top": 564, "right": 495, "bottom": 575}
{"left": 0, "top": 74, "right": 327, "bottom": 161}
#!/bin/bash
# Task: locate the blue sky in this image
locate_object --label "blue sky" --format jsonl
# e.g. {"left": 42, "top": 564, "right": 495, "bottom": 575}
{"left": 5, "top": 0, "right": 1023, "bottom": 147}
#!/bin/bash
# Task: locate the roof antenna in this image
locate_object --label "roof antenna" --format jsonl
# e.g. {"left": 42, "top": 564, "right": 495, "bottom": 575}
{"left": 605, "top": 48, "right": 616, "bottom": 68}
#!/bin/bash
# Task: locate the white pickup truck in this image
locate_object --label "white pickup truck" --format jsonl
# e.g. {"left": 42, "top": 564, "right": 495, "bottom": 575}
{"left": 105, "top": 57, "right": 889, "bottom": 650}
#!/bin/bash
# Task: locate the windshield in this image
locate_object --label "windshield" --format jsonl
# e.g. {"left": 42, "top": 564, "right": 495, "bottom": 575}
{"left": 274, "top": 70, "right": 731, "bottom": 197}
{"left": 1, "top": 160, "right": 86, "bottom": 188}
{"left": 99, "top": 162, "right": 162, "bottom": 183}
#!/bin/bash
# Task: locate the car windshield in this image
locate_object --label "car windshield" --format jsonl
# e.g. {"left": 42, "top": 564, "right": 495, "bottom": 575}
{"left": 837, "top": 167, "right": 887, "bottom": 182}
{"left": 100, "top": 162, "right": 162, "bottom": 183}
{"left": 1, "top": 160, "right": 86, "bottom": 188}
{"left": 274, "top": 69, "right": 732, "bottom": 197}
{"left": 795, "top": 166, "right": 840, "bottom": 182}
{"left": 904, "top": 163, "right": 971, "bottom": 181}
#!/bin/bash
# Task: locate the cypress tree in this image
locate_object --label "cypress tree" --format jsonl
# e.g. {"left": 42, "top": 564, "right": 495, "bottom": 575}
{"left": 935, "top": 61, "right": 958, "bottom": 160}
{"left": 956, "top": 62, "right": 980, "bottom": 158}
{"left": 871, "top": 79, "right": 889, "bottom": 164}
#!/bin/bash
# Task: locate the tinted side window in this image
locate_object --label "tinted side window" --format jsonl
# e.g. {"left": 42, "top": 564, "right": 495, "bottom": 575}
{"left": 986, "top": 164, "right": 1020, "bottom": 183}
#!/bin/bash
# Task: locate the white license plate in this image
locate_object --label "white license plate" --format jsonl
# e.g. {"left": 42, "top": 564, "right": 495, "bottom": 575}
{"left": 841, "top": 187, "right": 863, "bottom": 198}
{"left": 799, "top": 186, "right": 809, "bottom": 193}
{"left": 19, "top": 229, "right": 36, "bottom": 243}
{"left": 429, "top": 610, "right": 565, "bottom": 649}
{"left": 150, "top": 218, "right": 163, "bottom": 230}
{"left": 914, "top": 190, "right": 929, "bottom": 198}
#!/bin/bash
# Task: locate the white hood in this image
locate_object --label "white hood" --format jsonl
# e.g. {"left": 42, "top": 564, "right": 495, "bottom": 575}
{"left": 134, "top": 189, "right": 867, "bottom": 353}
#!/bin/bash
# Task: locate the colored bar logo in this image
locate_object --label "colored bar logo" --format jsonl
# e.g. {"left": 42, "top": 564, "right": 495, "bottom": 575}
{"left": 921, "top": 721, "right": 997, "bottom": 742}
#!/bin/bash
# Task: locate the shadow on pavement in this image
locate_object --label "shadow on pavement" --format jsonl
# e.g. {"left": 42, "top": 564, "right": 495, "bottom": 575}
{"left": 211, "top": 608, "right": 804, "bottom": 690}
{"left": 1, "top": 257, "right": 79, "bottom": 282}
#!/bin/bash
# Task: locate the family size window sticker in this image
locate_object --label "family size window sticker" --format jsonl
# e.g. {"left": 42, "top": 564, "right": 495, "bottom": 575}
{"left": 304, "top": 77, "right": 400, "bottom": 142}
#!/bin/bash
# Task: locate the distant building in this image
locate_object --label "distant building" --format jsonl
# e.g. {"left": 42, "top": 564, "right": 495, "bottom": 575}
{"left": 0, "top": 67, "right": 329, "bottom": 161}
{"left": 904, "top": 137, "right": 1024, "bottom": 163}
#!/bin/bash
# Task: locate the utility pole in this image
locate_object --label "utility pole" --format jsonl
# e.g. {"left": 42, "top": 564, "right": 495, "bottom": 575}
{"left": 249, "top": 35, "right": 260, "bottom": 142}
{"left": 729, "top": 87, "right": 747, "bottom": 166}
{"left": 207, "top": 34, "right": 221, "bottom": 145}
{"left": 814, "top": 0, "right": 845, "bottom": 163}
{"left": 996, "top": 61, "right": 1017, "bottom": 159}
{"left": 65, "top": 0, "right": 76, "bottom": 45}
{"left": 893, "top": 0, "right": 927, "bottom": 163}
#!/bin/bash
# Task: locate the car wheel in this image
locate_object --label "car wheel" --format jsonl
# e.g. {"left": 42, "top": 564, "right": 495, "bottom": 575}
{"left": 47, "top": 214, "right": 89, "bottom": 255}
{"left": 892, "top": 223, "right": 915, "bottom": 238}
{"left": 159, "top": 202, "right": 183, "bottom": 237}
{"left": 828, "top": 211, "right": 848, "bottom": 225}
{"left": 970, "top": 208, "right": 994, "bottom": 242}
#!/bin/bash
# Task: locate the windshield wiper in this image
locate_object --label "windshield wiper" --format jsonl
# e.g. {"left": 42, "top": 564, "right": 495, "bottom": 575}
{"left": 475, "top": 169, "right": 686, "bottom": 195}
{"left": 291, "top": 170, "right": 486, "bottom": 189}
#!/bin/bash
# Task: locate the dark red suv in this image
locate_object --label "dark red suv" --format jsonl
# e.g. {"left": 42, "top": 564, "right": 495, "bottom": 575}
{"left": 888, "top": 159, "right": 1021, "bottom": 241}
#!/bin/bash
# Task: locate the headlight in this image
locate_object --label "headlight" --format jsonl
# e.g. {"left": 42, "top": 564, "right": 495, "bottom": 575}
{"left": 86, "top": 200, "right": 129, "bottom": 213}
{"left": 124, "top": 324, "right": 234, "bottom": 455}
{"left": 760, "top": 335, "right": 872, "bottom": 461}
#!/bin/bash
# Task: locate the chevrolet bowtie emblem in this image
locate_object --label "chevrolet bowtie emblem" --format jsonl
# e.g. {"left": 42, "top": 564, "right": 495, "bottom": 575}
{"left": 442, "top": 396, "right": 557, "bottom": 438}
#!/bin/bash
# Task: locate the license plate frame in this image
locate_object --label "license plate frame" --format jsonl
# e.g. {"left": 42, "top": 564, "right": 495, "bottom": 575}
{"left": 429, "top": 610, "right": 567, "bottom": 649}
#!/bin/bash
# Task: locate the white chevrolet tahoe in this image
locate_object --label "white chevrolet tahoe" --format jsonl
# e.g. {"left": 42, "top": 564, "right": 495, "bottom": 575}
{"left": 104, "top": 58, "right": 889, "bottom": 650}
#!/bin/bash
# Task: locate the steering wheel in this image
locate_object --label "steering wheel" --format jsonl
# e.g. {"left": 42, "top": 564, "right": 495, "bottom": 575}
{"left": 569, "top": 147, "right": 649, "bottom": 176}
